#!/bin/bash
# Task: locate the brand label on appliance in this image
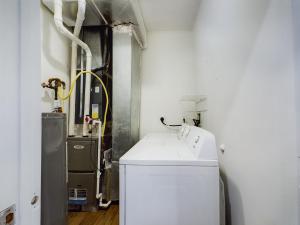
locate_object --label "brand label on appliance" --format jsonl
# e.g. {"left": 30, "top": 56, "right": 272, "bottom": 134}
{"left": 92, "top": 104, "right": 99, "bottom": 119}
{"left": 74, "top": 145, "right": 85, "bottom": 150}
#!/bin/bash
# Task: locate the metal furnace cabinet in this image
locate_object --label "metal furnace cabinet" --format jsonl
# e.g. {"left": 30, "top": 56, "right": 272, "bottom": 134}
{"left": 67, "top": 137, "right": 98, "bottom": 207}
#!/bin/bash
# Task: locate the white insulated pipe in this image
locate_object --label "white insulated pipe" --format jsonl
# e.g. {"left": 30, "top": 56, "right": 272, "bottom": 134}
{"left": 73, "top": 0, "right": 86, "bottom": 36}
{"left": 94, "top": 120, "right": 102, "bottom": 199}
{"left": 94, "top": 120, "right": 111, "bottom": 208}
{"left": 54, "top": 0, "right": 92, "bottom": 136}
{"left": 82, "top": 61, "right": 92, "bottom": 137}
{"left": 69, "top": 0, "right": 86, "bottom": 136}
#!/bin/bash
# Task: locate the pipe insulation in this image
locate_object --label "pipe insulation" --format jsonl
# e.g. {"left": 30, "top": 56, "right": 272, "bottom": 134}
{"left": 69, "top": 0, "right": 86, "bottom": 136}
{"left": 54, "top": 0, "right": 92, "bottom": 136}
{"left": 94, "top": 120, "right": 112, "bottom": 208}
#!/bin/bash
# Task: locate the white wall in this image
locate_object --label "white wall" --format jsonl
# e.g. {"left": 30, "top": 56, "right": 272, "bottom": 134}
{"left": 140, "top": 31, "right": 197, "bottom": 137}
{"left": 0, "top": 0, "right": 20, "bottom": 213}
{"left": 193, "top": 0, "right": 299, "bottom": 225}
{"left": 293, "top": 1, "right": 300, "bottom": 222}
{"left": 19, "top": 1, "right": 41, "bottom": 224}
{"left": 0, "top": 1, "right": 42, "bottom": 224}
{"left": 41, "top": 5, "right": 70, "bottom": 113}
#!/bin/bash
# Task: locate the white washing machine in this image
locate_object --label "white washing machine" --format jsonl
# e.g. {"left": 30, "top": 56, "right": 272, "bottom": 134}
{"left": 119, "top": 125, "right": 220, "bottom": 225}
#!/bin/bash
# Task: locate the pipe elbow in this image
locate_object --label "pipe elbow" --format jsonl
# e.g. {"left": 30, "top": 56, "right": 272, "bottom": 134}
{"left": 54, "top": 19, "right": 66, "bottom": 35}
{"left": 54, "top": 17, "right": 62, "bottom": 27}
{"left": 71, "top": 42, "right": 78, "bottom": 48}
{"left": 85, "top": 49, "right": 92, "bottom": 58}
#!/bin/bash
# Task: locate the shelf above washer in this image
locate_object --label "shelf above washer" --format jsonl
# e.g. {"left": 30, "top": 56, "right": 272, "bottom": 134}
{"left": 180, "top": 95, "right": 207, "bottom": 104}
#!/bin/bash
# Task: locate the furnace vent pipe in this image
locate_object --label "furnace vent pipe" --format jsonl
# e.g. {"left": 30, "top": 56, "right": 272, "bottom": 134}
{"left": 54, "top": 0, "right": 92, "bottom": 136}
{"left": 69, "top": 0, "right": 86, "bottom": 136}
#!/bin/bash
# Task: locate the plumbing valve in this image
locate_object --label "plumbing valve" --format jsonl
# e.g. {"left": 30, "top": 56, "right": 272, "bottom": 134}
{"left": 41, "top": 78, "right": 66, "bottom": 113}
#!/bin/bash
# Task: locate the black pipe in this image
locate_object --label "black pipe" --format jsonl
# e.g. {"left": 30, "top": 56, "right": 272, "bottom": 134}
{"left": 160, "top": 117, "right": 182, "bottom": 127}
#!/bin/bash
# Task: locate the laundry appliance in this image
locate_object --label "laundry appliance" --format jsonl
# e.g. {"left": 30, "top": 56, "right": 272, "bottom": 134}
{"left": 120, "top": 125, "right": 220, "bottom": 225}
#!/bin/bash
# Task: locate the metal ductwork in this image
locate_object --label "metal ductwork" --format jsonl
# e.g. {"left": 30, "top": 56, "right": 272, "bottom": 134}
{"left": 42, "top": 0, "right": 148, "bottom": 49}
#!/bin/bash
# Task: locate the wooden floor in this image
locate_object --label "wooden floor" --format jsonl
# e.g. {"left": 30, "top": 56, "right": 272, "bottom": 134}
{"left": 68, "top": 205, "right": 119, "bottom": 225}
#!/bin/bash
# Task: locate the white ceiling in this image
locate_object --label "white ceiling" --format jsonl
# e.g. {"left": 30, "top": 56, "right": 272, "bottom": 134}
{"left": 138, "top": 0, "right": 201, "bottom": 31}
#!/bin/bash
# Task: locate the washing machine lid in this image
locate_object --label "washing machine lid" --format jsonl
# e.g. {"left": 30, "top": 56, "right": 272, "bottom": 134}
{"left": 120, "top": 127, "right": 219, "bottom": 167}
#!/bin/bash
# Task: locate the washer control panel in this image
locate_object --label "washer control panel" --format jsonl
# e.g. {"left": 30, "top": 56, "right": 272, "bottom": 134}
{"left": 178, "top": 124, "right": 217, "bottom": 160}
{"left": 178, "top": 124, "right": 191, "bottom": 140}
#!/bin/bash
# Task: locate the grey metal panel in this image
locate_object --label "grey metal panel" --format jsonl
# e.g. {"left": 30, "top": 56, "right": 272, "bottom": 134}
{"left": 112, "top": 33, "right": 135, "bottom": 161}
{"left": 67, "top": 137, "right": 98, "bottom": 172}
{"left": 110, "top": 162, "right": 120, "bottom": 201}
{"left": 111, "top": 32, "right": 141, "bottom": 200}
{"left": 68, "top": 172, "right": 97, "bottom": 206}
{"left": 75, "top": 27, "right": 111, "bottom": 124}
{"left": 41, "top": 113, "right": 67, "bottom": 225}
{"left": 130, "top": 36, "right": 142, "bottom": 144}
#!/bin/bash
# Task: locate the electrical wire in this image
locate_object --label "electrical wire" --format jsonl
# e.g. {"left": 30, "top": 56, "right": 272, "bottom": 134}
{"left": 57, "top": 70, "right": 109, "bottom": 137}
{"left": 160, "top": 117, "right": 182, "bottom": 127}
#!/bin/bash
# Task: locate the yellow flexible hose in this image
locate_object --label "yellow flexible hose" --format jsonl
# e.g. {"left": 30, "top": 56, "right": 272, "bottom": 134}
{"left": 58, "top": 71, "right": 109, "bottom": 137}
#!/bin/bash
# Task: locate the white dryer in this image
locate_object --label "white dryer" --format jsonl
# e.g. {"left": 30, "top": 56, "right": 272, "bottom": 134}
{"left": 119, "top": 125, "right": 220, "bottom": 225}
